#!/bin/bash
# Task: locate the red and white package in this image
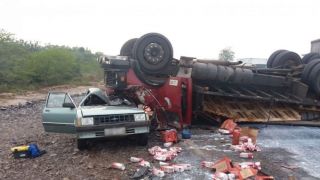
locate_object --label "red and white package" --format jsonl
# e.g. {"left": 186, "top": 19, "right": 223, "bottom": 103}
{"left": 172, "top": 164, "right": 185, "bottom": 172}
{"left": 239, "top": 136, "right": 250, "bottom": 143}
{"left": 111, "top": 162, "right": 125, "bottom": 170}
{"left": 130, "top": 157, "right": 143, "bottom": 163}
{"left": 148, "top": 146, "right": 167, "bottom": 155}
{"left": 160, "top": 165, "right": 175, "bottom": 173}
{"left": 212, "top": 172, "right": 229, "bottom": 180}
{"left": 154, "top": 153, "right": 168, "bottom": 161}
{"left": 218, "top": 129, "right": 231, "bottom": 134}
{"left": 159, "top": 161, "right": 170, "bottom": 166}
{"left": 201, "top": 161, "right": 215, "bottom": 168}
{"left": 169, "top": 147, "right": 182, "bottom": 153}
{"left": 152, "top": 167, "right": 165, "bottom": 177}
{"left": 154, "top": 150, "right": 177, "bottom": 161}
{"left": 175, "top": 163, "right": 191, "bottom": 171}
{"left": 164, "top": 142, "right": 173, "bottom": 147}
{"left": 139, "top": 160, "right": 151, "bottom": 167}
{"left": 239, "top": 152, "right": 254, "bottom": 159}
{"left": 238, "top": 162, "right": 261, "bottom": 170}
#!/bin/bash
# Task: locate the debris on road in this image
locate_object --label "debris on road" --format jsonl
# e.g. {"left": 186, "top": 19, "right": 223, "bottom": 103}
{"left": 181, "top": 128, "right": 192, "bottom": 139}
{"left": 160, "top": 165, "right": 175, "bottom": 173}
{"left": 129, "top": 156, "right": 143, "bottom": 163}
{"left": 239, "top": 152, "right": 254, "bottom": 159}
{"left": 110, "top": 162, "right": 125, "bottom": 170}
{"left": 138, "top": 160, "right": 151, "bottom": 167}
{"left": 11, "top": 144, "right": 46, "bottom": 158}
{"left": 164, "top": 142, "right": 173, "bottom": 147}
{"left": 219, "top": 119, "right": 238, "bottom": 134}
{"left": 131, "top": 166, "right": 149, "bottom": 179}
{"left": 152, "top": 167, "right": 165, "bottom": 177}
{"left": 161, "top": 129, "right": 178, "bottom": 143}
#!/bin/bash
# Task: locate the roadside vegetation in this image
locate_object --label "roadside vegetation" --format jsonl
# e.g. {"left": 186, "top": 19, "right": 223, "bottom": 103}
{"left": 0, "top": 29, "right": 103, "bottom": 92}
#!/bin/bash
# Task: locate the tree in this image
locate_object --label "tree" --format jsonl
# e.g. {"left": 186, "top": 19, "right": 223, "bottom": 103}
{"left": 219, "top": 47, "right": 235, "bottom": 61}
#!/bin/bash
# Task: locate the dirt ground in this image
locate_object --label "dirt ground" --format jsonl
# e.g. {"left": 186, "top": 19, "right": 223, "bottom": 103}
{"left": 0, "top": 82, "right": 103, "bottom": 108}
{"left": 0, "top": 88, "right": 319, "bottom": 179}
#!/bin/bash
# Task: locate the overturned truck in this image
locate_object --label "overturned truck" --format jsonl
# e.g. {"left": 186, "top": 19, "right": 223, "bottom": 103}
{"left": 99, "top": 33, "right": 320, "bottom": 128}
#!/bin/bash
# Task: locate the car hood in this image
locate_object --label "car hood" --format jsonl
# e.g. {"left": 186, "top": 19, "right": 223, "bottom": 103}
{"left": 80, "top": 106, "right": 144, "bottom": 116}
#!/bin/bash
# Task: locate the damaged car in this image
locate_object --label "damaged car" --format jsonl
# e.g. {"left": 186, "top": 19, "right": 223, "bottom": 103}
{"left": 42, "top": 88, "right": 150, "bottom": 150}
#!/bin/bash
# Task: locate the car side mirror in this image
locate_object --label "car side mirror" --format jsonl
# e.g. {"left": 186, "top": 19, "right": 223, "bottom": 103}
{"left": 62, "top": 102, "right": 75, "bottom": 109}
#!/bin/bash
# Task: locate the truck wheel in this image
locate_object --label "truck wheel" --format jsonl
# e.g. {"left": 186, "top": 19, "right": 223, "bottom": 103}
{"left": 301, "top": 59, "right": 320, "bottom": 83}
{"left": 308, "top": 62, "right": 320, "bottom": 95}
{"left": 77, "top": 139, "right": 88, "bottom": 151}
{"left": 217, "top": 65, "right": 234, "bottom": 82}
{"left": 137, "top": 133, "right": 148, "bottom": 146}
{"left": 271, "top": 51, "right": 302, "bottom": 69}
{"left": 267, "top": 50, "right": 288, "bottom": 68}
{"left": 302, "top": 52, "right": 320, "bottom": 64}
{"left": 133, "top": 61, "right": 167, "bottom": 87}
{"left": 133, "top": 33, "right": 173, "bottom": 74}
{"left": 120, "top": 38, "right": 138, "bottom": 57}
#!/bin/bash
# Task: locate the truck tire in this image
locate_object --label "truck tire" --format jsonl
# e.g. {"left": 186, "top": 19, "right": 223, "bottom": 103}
{"left": 120, "top": 38, "right": 138, "bottom": 57}
{"left": 77, "top": 139, "right": 88, "bottom": 151}
{"left": 137, "top": 133, "right": 148, "bottom": 146}
{"left": 267, "top": 50, "right": 288, "bottom": 68}
{"left": 217, "top": 65, "right": 234, "bottom": 82}
{"left": 133, "top": 61, "right": 167, "bottom": 87}
{"left": 207, "top": 63, "right": 218, "bottom": 81}
{"left": 192, "top": 63, "right": 218, "bottom": 81}
{"left": 307, "top": 62, "right": 320, "bottom": 95}
{"left": 192, "top": 63, "right": 207, "bottom": 80}
{"left": 302, "top": 52, "right": 320, "bottom": 64}
{"left": 301, "top": 59, "right": 320, "bottom": 83}
{"left": 271, "top": 51, "right": 302, "bottom": 69}
{"left": 233, "top": 68, "right": 253, "bottom": 84}
{"left": 133, "top": 33, "right": 173, "bottom": 74}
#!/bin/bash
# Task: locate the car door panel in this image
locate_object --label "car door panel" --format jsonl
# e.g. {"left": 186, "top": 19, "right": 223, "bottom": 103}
{"left": 42, "top": 92, "right": 76, "bottom": 134}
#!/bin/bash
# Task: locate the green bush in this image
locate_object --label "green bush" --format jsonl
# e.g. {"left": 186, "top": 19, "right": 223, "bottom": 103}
{"left": 0, "top": 29, "right": 102, "bottom": 92}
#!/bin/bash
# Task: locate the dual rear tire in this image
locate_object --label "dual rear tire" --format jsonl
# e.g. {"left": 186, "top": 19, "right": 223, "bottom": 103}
{"left": 267, "top": 50, "right": 302, "bottom": 69}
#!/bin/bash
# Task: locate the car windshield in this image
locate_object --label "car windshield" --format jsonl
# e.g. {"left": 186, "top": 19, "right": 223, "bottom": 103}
{"left": 81, "top": 91, "right": 135, "bottom": 107}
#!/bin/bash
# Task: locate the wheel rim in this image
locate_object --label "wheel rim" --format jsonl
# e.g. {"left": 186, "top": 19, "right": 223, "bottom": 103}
{"left": 143, "top": 43, "right": 165, "bottom": 65}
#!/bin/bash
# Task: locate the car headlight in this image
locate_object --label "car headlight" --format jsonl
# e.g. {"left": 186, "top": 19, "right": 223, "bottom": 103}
{"left": 81, "top": 117, "right": 94, "bottom": 125}
{"left": 134, "top": 114, "right": 146, "bottom": 122}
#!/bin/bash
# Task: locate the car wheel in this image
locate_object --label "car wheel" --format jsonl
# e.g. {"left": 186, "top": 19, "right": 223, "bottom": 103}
{"left": 133, "top": 33, "right": 173, "bottom": 74}
{"left": 271, "top": 51, "right": 302, "bottom": 69}
{"left": 301, "top": 59, "right": 320, "bottom": 83}
{"left": 302, "top": 52, "right": 320, "bottom": 64}
{"left": 137, "top": 133, "right": 148, "bottom": 146}
{"left": 77, "top": 139, "right": 88, "bottom": 150}
{"left": 267, "top": 50, "right": 288, "bottom": 68}
{"left": 120, "top": 38, "right": 138, "bottom": 57}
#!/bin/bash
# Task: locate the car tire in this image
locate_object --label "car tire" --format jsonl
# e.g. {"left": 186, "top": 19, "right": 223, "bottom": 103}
{"left": 302, "top": 52, "right": 320, "bottom": 64}
{"left": 301, "top": 59, "right": 320, "bottom": 83}
{"left": 133, "top": 33, "right": 173, "bottom": 74}
{"left": 267, "top": 50, "right": 288, "bottom": 68}
{"left": 137, "top": 133, "right": 148, "bottom": 146}
{"left": 120, "top": 38, "right": 138, "bottom": 57}
{"left": 271, "top": 51, "right": 302, "bottom": 69}
{"left": 77, "top": 139, "right": 88, "bottom": 150}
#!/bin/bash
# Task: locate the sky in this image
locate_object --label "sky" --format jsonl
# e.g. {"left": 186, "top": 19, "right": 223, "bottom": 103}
{"left": 0, "top": 0, "right": 319, "bottom": 60}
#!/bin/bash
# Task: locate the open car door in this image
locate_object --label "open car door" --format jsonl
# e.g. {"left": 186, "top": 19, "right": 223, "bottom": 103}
{"left": 42, "top": 92, "right": 77, "bottom": 134}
